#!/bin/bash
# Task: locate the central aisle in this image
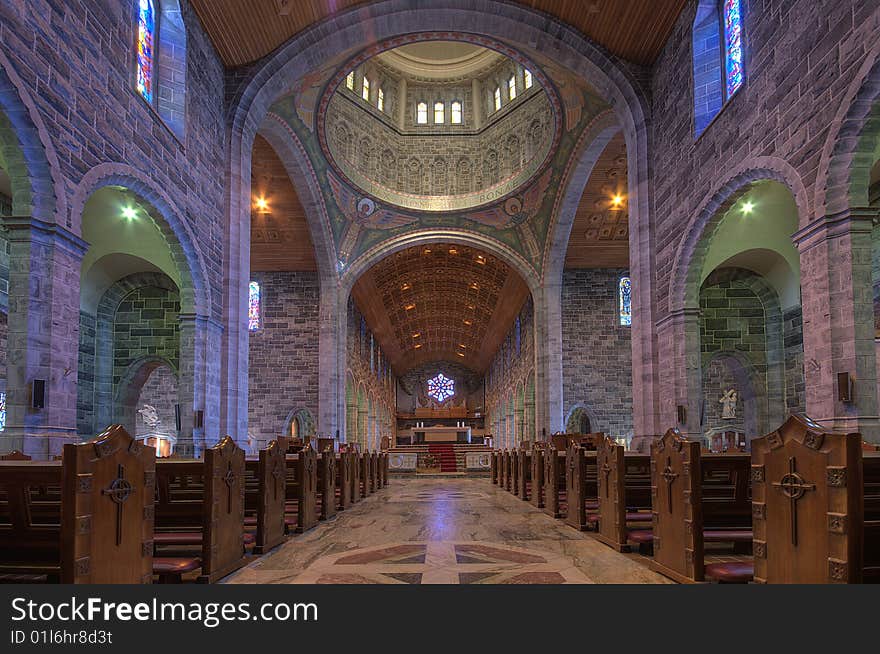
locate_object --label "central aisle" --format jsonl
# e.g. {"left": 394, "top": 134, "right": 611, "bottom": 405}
{"left": 226, "top": 477, "right": 670, "bottom": 584}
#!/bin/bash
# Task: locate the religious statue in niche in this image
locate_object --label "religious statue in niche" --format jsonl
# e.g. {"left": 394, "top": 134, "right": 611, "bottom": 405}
{"left": 719, "top": 389, "right": 738, "bottom": 420}
{"left": 138, "top": 404, "right": 161, "bottom": 430}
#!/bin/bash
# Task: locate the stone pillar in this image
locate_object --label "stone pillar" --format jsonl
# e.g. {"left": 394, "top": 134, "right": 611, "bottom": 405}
{"left": 794, "top": 209, "right": 879, "bottom": 442}
{"left": 1, "top": 217, "right": 87, "bottom": 457}
{"left": 471, "top": 78, "right": 482, "bottom": 129}
{"left": 652, "top": 308, "right": 702, "bottom": 449}
{"left": 178, "top": 314, "right": 223, "bottom": 456}
{"left": 532, "top": 283, "right": 563, "bottom": 436}
{"left": 514, "top": 406, "right": 525, "bottom": 446}
{"left": 397, "top": 77, "right": 408, "bottom": 130}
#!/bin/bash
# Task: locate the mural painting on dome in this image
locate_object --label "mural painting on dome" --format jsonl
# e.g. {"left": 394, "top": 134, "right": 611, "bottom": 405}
{"left": 265, "top": 33, "right": 610, "bottom": 273}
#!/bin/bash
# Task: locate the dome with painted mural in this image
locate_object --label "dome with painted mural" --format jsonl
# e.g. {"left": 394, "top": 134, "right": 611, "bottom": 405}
{"left": 320, "top": 40, "right": 559, "bottom": 213}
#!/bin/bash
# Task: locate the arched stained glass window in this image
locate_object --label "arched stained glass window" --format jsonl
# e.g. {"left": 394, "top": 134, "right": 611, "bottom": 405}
{"left": 416, "top": 101, "right": 428, "bottom": 124}
{"left": 377, "top": 87, "right": 385, "bottom": 112}
{"left": 362, "top": 77, "right": 370, "bottom": 101}
{"left": 346, "top": 71, "right": 355, "bottom": 90}
{"left": 427, "top": 373, "right": 455, "bottom": 403}
{"left": 135, "top": 0, "right": 156, "bottom": 104}
{"left": 494, "top": 87, "right": 501, "bottom": 111}
{"left": 723, "top": 0, "right": 744, "bottom": 97}
{"left": 508, "top": 75, "right": 517, "bottom": 100}
{"left": 451, "top": 100, "right": 462, "bottom": 124}
{"left": 248, "top": 281, "right": 261, "bottom": 331}
{"left": 619, "top": 276, "right": 632, "bottom": 326}
{"left": 0, "top": 391, "right": 6, "bottom": 432}
{"left": 434, "top": 101, "right": 445, "bottom": 124}
{"left": 524, "top": 69, "right": 533, "bottom": 89}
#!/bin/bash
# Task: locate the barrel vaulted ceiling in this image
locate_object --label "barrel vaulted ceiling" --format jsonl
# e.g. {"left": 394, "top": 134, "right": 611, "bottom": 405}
{"left": 191, "top": 1, "right": 687, "bottom": 67}
{"left": 350, "top": 244, "right": 530, "bottom": 373}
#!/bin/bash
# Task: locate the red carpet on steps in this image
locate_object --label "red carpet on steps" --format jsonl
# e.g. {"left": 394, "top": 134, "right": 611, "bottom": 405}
{"left": 427, "top": 443, "right": 457, "bottom": 472}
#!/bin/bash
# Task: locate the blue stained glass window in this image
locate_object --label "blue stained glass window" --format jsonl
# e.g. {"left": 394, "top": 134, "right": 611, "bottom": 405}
{"left": 0, "top": 391, "right": 6, "bottom": 432}
{"left": 136, "top": 0, "right": 156, "bottom": 104}
{"left": 723, "top": 0, "right": 744, "bottom": 98}
{"left": 427, "top": 373, "right": 455, "bottom": 404}
{"left": 619, "top": 276, "right": 632, "bottom": 326}
{"left": 248, "top": 281, "right": 261, "bottom": 331}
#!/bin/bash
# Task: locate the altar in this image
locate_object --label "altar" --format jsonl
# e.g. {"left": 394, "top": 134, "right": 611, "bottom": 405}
{"left": 401, "top": 426, "right": 472, "bottom": 443}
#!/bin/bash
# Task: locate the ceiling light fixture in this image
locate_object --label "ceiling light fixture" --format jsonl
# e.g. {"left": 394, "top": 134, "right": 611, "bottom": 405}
{"left": 741, "top": 200, "right": 755, "bottom": 214}
{"left": 121, "top": 206, "right": 138, "bottom": 221}
{"left": 254, "top": 197, "right": 270, "bottom": 212}
{"left": 611, "top": 194, "right": 624, "bottom": 208}
{"left": 405, "top": 304, "right": 415, "bottom": 311}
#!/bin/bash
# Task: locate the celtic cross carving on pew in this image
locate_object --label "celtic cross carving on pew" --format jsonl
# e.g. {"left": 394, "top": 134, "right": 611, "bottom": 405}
{"left": 771, "top": 456, "right": 816, "bottom": 546}
{"left": 223, "top": 462, "right": 236, "bottom": 513}
{"left": 102, "top": 464, "right": 134, "bottom": 546}
{"left": 661, "top": 457, "right": 678, "bottom": 513}
{"left": 271, "top": 461, "right": 285, "bottom": 501}
{"left": 602, "top": 461, "right": 612, "bottom": 497}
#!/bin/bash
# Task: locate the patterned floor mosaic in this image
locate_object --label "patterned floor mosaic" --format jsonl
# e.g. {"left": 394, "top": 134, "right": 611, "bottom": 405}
{"left": 224, "top": 477, "right": 670, "bottom": 585}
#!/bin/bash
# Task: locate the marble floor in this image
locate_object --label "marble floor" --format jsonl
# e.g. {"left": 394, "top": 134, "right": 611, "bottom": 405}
{"left": 225, "top": 477, "right": 670, "bottom": 584}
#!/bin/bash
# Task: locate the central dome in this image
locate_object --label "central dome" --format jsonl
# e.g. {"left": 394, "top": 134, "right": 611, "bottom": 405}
{"left": 320, "top": 40, "right": 558, "bottom": 213}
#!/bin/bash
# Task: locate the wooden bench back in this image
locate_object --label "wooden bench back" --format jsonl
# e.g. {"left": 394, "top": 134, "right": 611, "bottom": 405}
{"left": 0, "top": 426, "right": 155, "bottom": 583}
{"left": 751, "top": 415, "right": 863, "bottom": 583}
{"left": 530, "top": 446, "right": 545, "bottom": 508}
{"left": 246, "top": 440, "right": 286, "bottom": 555}
{"left": 202, "top": 436, "right": 246, "bottom": 582}
{"left": 517, "top": 450, "right": 531, "bottom": 500}
{"left": 1, "top": 450, "right": 31, "bottom": 460}
{"left": 864, "top": 453, "right": 880, "bottom": 582}
{"left": 490, "top": 451, "right": 498, "bottom": 484}
{"left": 317, "top": 450, "right": 337, "bottom": 521}
{"left": 290, "top": 445, "right": 318, "bottom": 532}
{"left": 336, "top": 451, "right": 353, "bottom": 510}
{"left": 700, "top": 453, "right": 751, "bottom": 530}
{"left": 510, "top": 450, "right": 520, "bottom": 495}
{"left": 351, "top": 449, "right": 362, "bottom": 502}
{"left": 542, "top": 447, "right": 565, "bottom": 518}
{"left": 595, "top": 435, "right": 651, "bottom": 550}
{"left": 650, "top": 428, "right": 704, "bottom": 582}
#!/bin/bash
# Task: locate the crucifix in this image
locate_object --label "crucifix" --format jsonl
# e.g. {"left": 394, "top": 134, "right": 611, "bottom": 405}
{"left": 102, "top": 464, "right": 134, "bottom": 546}
{"left": 223, "top": 462, "right": 236, "bottom": 514}
{"left": 661, "top": 457, "right": 679, "bottom": 513}
{"left": 772, "top": 456, "right": 815, "bottom": 546}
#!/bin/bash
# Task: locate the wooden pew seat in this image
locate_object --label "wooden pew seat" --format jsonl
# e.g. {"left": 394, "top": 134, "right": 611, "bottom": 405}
{"left": 153, "top": 557, "right": 202, "bottom": 584}
{"left": 704, "top": 561, "right": 754, "bottom": 584}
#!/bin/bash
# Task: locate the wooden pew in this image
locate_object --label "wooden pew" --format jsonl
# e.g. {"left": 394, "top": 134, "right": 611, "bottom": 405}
{"left": 244, "top": 440, "right": 287, "bottom": 555}
{"left": 509, "top": 449, "right": 520, "bottom": 495}
{"left": 530, "top": 445, "right": 545, "bottom": 508}
{"left": 0, "top": 425, "right": 155, "bottom": 583}
{"left": 645, "top": 429, "right": 750, "bottom": 583}
{"left": 370, "top": 451, "right": 379, "bottom": 492}
{"left": 490, "top": 451, "right": 499, "bottom": 484}
{"left": 359, "top": 452, "right": 372, "bottom": 497}
{"left": 153, "top": 436, "right": 249, "bottom": 583}
{"left": 592, "top": 435, "right": 652, "bottom": 551}
{"left": 542, "top": 446, "right": 566, "bottom": 518}
{"left": 287, "top": 445, "right": 318, "bottom": 533}
{"left": 565, "top": 442, "right": 599, "bottom": 531}
{"left": 336, "top": 450, "right": 353, "bottom": 510}
{"left": 1, "top": 450, "right": 31, "bottom": 461}
{"left": 517, "top": 448, "right": 531, "bottom": 501}
{"left": 749, "top": 415, "right": 879, "bottom": 584}
{"left": 317, "top": 449, "right": 337, "bottom": 521}
{"left": 350, "top": 447, "right": 362, "bottom": 503}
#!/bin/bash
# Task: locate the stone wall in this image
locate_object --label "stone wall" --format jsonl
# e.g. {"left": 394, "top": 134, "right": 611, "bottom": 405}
{"left": 561, "top": 269, "right": 633, "bottom": 438}
{"left": 248, "top": 272, "right": 320, "bottom": 442}
{"left": 327, "top": 87, "right": 550, "bottom": 196}
{"left": 651, "top": 0, "right": 880, "bottom": 314}
{"left": 485, "top": 296, "right": 534, "bottom": 447}
{"left": 346, "top": 299, "right": 397, "bottom": 448}
{"left": 112, "top": 286, "right": 180, "bottom": 390}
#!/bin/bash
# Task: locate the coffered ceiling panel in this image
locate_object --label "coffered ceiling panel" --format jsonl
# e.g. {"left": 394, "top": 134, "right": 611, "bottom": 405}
{"left": 251, "top": 134, "right": 317, "bottom": 271}
{"left": 191, "top": 1, "right": 687, "bottom": 67}
{"left": 564, "top": 132, "right": 629, "bottom": 268}
{"left": 351, "top": 244, "right": 530, "bottom": 374}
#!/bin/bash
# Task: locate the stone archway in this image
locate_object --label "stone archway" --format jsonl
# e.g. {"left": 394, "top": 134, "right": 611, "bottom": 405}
{"left": 224, "top": 0, "right": 655, "bottom": 445}
{"left": 114, "top": 356, "right": 179, "bottom": 444}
